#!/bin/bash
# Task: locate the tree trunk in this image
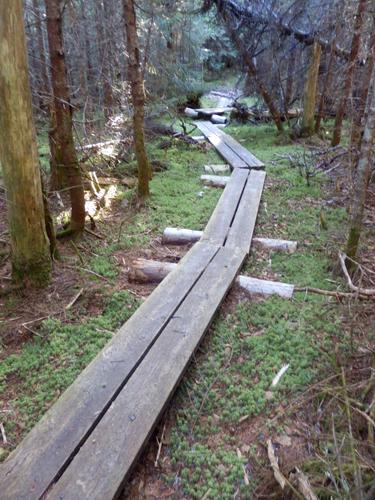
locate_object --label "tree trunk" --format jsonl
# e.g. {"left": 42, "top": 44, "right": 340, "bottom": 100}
{"left": 284, "top": 47, "right": 297, "bottom": 110}
{"left": 122, "top": 0, "right": 151, "bottom": 199}
{"left": 96, "top": 0, "right": 114, "bottom": 119}
{"left": 32, "top": 0, "right": 50, "bottom": 109}
{"left": 351, "top": 27, "right": 375, "bottom": 148}
{"left": 315, "top": 40, "right": 336, "bottom": 133}
{"left": 300, "top": 42, "right": 322, "bottom": 137}
{"left": 0, "top": 0, "right": 51, "bottom": 285}
{"left": 214, "top": 4, "right": 284, "bottom": 132}
{"left": 346, "top": 65, "right": 375, "bottom": 262}
{"left": 45, "top": 0, "right": 85, "bottom": 235}
{"left": 332, "top": 0, "right": 367, "bottom": 146}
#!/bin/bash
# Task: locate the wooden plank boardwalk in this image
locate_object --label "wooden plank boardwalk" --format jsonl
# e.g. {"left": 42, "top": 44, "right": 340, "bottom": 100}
{"left": 196, "top": 121, "right": 265, "bottom": 169}
{"left": 0, "top": 127, "right": 266, "bottom": 500}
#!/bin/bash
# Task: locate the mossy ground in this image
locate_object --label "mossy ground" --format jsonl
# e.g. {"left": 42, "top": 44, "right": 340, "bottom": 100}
{"left": 0, "top": 120, "right": 357, "bottom": 496}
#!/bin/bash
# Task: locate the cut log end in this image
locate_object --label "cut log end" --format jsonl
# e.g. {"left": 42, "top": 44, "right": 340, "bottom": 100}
{"left": 201, "top": 174, "right": 230, "bottom": 188}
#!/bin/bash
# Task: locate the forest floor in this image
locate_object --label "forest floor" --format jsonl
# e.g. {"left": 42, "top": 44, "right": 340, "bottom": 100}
{"left": 0, "top": 93, "right": 374, "bottom": 497}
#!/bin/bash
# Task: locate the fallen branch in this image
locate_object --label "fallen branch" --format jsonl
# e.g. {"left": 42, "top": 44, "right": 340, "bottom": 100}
{"left": 339, "top": 252, "right": 375, "bottom": 296}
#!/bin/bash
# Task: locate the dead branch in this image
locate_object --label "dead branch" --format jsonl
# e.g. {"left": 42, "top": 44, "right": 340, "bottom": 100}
{"left": 339, "top": 252, "right": 375, "bottom": 296}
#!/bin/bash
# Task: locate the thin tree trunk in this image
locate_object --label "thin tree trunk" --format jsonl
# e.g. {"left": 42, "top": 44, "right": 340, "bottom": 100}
{"left": 45, "top": 0, "right": 85, "bottom": 235}
{"left": 122, "top": 0, "right": 151, "bottom": 198}
{"left": 315, "top": 40, "right": 336, "bottom": 133}
{"left": 97, "top": 0, "right": 114, "bottom": 119}
{"left": 284, "top": 47, "right": 297, "bottom": 110}
{"left": 346, "top": 65, "right": 375, "bottom": 262}
{"left": 0, "top": 0, "right": 51, "bottom": 285}
{"left": 332, "top": 0, "right": 367, "bottom": 146}
{"left": 300, "top": 41, "right": 322, "bottom": 137}
{"left": 351, "top": 27, "right": 375, "bottom": 148}
{"left": 32, "top": 0, "right": 50, "bottom": 109}
{"left": 220, "top": 15, "right": 284, "bottom": 132}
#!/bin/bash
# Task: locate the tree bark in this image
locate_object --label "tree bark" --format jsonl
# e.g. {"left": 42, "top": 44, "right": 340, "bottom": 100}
{"left": 315, "top": 40, "right": 336, "bottom": 133}
{"left": 32, "top": 0, "right": 50, "bottom": 109}
{"left": 332, "top": 0, "right": 367, "bottom": 146}
{"left": 122, "top": 0, "right": 151, "bottom": 198}
{"left": 346, "top": 65, "right": 375, "bottom": 262}
{"left": 0, "top": 0, "right": 51, "bottom": 285}
{"left": 300, "top": 42, "right": 322, "bottom": 137}
{"left": 96, "top": 0, "right": 114, "bottom": 119}
{"left": 284, "top": 47, "right": 297, "bottom": 110}
{"left": 45, "top": 0, "right": 85, "bottom": 235}
{"left": 351, "top": 26, "right": 375, "bottom": 148}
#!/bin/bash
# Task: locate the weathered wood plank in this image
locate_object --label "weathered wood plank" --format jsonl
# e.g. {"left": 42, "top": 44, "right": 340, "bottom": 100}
{"left": 196, "top": 121, "right": 248, "bottom": 169}
{"left": 225, "top": 170, "right": 266, "bottom": 252}
{"left": 202, "top": 122, "right": 265, "bottom": 169}
{"left": 0, "top": 242, "right": 219, "bottom": 500}
{"left": 46, "top": 247, "right": 247, "bottom": 500}
{"left": 201, "top": 168, "right": 249, "bottom": 246}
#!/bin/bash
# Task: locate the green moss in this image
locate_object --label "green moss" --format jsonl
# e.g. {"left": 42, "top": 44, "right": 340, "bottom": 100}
{"left": 0, "top": 291, "right": 139, "bottom": 451}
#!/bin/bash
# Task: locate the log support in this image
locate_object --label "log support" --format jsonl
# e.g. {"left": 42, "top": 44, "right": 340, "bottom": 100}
{"left": 201, "top": 174, "right": 230, "bottom": 188}
{"left": 162, "top": 227, "right": 298, "bottom": 254}
{"left": 128, "top": 258, "right": 294, "bottom": 299}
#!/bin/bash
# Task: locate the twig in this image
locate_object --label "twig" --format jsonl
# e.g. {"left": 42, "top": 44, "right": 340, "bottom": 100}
{"left": 0, "top": 423, "right": 7, "bottom": 444}
{"left": 294, "top": 286, "right": 369, "bottom": 299}
{"left": 84, "top": 228, "right": 105, "bottom": 240}
{"left": 154, "top": 422, "right": 166, "bottom": 467}
{"left": 66, "top": 288, "right": 84, "bottom": 310}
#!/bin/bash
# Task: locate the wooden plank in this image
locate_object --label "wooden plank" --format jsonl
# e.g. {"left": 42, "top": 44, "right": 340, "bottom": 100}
{"left": 46, "top": 247, "right": 247, "bottom": 500}
{"left": 0, "top": 242, "right": 219, "bottom": 500}
{"left": 202, "top": 122, "right": 265, "bottom": 169}
{"left": 196, "top": 121, "right": 247, "bottom": 169}
{"left": 226, "top": 170, "right": 266, "bottom": 253}
{"left": 201, "top": 168, "right": 249, "bottom": 246}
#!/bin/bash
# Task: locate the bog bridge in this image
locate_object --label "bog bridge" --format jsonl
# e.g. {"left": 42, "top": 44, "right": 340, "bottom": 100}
{"left": 1, "top": 118, "right": 294, "bottom": 499}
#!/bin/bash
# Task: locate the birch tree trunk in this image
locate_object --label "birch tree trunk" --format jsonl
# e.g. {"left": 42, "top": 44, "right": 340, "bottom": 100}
{"left": 122, "top": 0, "right": 151, "bottom": 198}
{"left": 346, "top": 65, "right": 375, "bottom": 262}
{"left": 0, "top": 0, "right": 51, "bottom": 285}
{"left": 300, "top": 41, "right": 322, "bottom": 137}
{"left": 351, "top": 28, "right": 375, "bottom": 148}
{"left": 332, "top": 0, "right": 367, "bottom": 146}
{"left": 45, "top": 0, "right": 85, "bottom": 235}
